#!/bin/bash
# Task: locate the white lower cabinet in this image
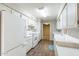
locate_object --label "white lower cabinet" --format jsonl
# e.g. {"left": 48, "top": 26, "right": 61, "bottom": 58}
{"left": 4, "top": 37, "right": 32, "bottom": 56}
{"left": 4, "top": 44, "right": 32, "bottom": 56}
{"left": 54, "top": 33, "right": 79, "bottom": 56}
{"left": 4, "top": 45, "right": 26, "bottom": 56}
{"left": 32, "top": 39, "right": 38, "bottom": 48}
{"left": 2, "top": 36, "right": 32, "bottom": 56}
{"left": 56, "top": 45, "right": 79, "bottom": 56}
{"left": 32, "top": 33, "right": 41, "bottom": 48}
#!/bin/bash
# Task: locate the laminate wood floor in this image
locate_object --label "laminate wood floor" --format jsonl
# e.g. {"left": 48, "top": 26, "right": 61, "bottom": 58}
{"left": 27, "top": 40, "right": 55, "bottom": 56}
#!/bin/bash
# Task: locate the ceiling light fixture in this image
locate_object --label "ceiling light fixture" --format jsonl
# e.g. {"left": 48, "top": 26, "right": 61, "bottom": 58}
{"left": 37, "top": 7, "right": 48, "bottom": 17}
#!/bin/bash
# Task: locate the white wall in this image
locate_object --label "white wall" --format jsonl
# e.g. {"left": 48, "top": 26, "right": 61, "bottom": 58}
{"left": 41, "top": 20, "right": 56, "bottom": 40}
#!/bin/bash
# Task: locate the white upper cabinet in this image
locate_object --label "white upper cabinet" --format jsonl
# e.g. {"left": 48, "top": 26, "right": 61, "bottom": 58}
{"left": 57, "top": 5, "right": 67, "bottom": 29}
{"left": 56, "top": 18, "right": 60, "bottom": 29}
{"left": 67, "top": 3, "right": 77, "bottom": 28}
{"left": 57, "top": 3, "right": 78, "bottom": 29}
{"left": 59, "top": 13, "right": 63, "bottom": 29}
{"left": 62, "top": 6, "right": 67, "bottom": 28}
{"left": 57, "top": 11, "right": 63, "bottom": 29}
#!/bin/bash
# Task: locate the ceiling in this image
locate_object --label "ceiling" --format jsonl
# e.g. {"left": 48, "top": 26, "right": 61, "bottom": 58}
{"left": 5, "top": 3, "right": 64, "bottom": 21}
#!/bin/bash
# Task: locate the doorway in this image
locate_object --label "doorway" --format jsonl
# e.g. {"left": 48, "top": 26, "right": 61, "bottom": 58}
{"left": 43, "top": 24, "right": 50, "bottom": 40}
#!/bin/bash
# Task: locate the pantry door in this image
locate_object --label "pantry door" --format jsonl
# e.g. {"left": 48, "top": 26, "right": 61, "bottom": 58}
{"left": 43, "top": 24, "right": 50, "bottom": 40}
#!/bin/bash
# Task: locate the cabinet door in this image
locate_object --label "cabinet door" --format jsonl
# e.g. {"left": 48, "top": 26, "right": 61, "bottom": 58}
{"left": 67, "top": 3, "right": 77, "bottom": 28}
{"left": 56, "top": 19, "right": 60, "bottom": 29}
{"left": 4, "top": 45, "right": 27, "bottom": 56}
{"left": 28, "top": 19, "right": 33, "bottom": 26}
{"left": 1, "top": 11, "right": 26, "bottom": 54}
{"left": 2, "top": 11, "right": 21, "bottom": 53}
{"left": 57, "top": 14, "right": 63, "bottom": 29}
{"left": 62, "top": 6, "right": 67, "bottom": 28}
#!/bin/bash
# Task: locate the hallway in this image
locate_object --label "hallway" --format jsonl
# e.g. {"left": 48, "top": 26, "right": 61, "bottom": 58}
{"left": 1, "top": 3, "right": 79, "bottom": 56}
{"left": 27, "top": 40, "right": 55, "bottom": 56}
